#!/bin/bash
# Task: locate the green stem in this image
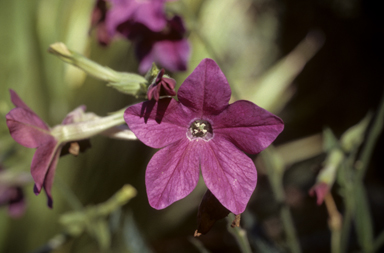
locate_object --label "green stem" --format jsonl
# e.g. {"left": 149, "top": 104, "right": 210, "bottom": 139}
{"left": 48, "top": 42, "right": 147, "bottom": 96}
{"left": 227, "top": 214, "right": 253, "bottom": 253}
{"left": 357, "top": 91, "right": 384, "bottom": 179}
{"left": 340, "top": 206, "right": 352, "bottom": 253}
{"left": 373, "top": 230, "right": 384, "bottom": 252}
{"left": 261, "top": 147, "right": 302, "bottom": 253}
{"left": 280, "top": 206, "right": 302, "bottom": 253}
{"left": 52, "top": 108, "right": 127, "bottom": 143}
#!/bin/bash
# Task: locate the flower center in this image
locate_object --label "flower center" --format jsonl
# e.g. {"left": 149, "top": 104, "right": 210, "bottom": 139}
{"left": 189, "top": 120, "right": 212, "bottom": 138}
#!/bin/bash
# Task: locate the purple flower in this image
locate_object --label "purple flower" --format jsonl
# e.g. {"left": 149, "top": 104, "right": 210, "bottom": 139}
{"left": 147, "top": 69, "right": 177, "bottom": 101}
{"left": 91, "top": 0, "right": 112, "bottom": 46}
{"left": 0, "top": 166, "right": 27, "bottom": 218}
{"left": 102, "top": 0, "right": 190, "bottom": 73}
{"left": 5, "top": 90, "right": 90, "bottom": 208}
{"left": 309, "top": 182, "right": 329, "bottom": 205}
{"left": 124, "top": 58, "right": 284, "bottom": 214}
{"left": 0, "top": 185, "right": 25, "bottom": 218}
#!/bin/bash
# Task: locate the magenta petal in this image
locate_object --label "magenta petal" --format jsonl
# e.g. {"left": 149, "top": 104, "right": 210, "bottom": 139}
{"left": 146, "top": 139, "right": 200, "bottom": 209}
{"left": 107, "top": 0, "right": 166, "bottom": 36}
{"left": 212, "top": 100, "right": 284, "bottom": 154}
{"left": 6, "top": 108, "right": 52, "bottom": 148}
{"left": 42, "top": 151, "right": 60, "bottom": 208}
{"left": 200, "top": 138, "right": 257, "bottom": 214}
{"left": 309, "top": 182, "right": 329, "bottom": 205}
{"left": 62, "top": 105, "right": 87, "bottom": 125}
{"left": 31, "top": 139, "right": 60, "bottom": 193}
{"left": 10, "top": 89, "right": 33, "bottom": 112}
{"left": 8, "top": 199, "right": 26, "bottom": 218}
{"left": 143, "top": 39, "right": 190, "bottom": 73}
{"left": 133, "top": 1, "right": 167, "bottom": 32}
{"left": 124, "top": 98, "right": 196, "bottom": 148}
{"left": 8, "top": 188, "right": 26, "bottom": 218}
{"left": 9, "top": 90, "right": 50, "bottom": 130}
{"left": 177, "top": 58, "right": 231, "bottom": 115}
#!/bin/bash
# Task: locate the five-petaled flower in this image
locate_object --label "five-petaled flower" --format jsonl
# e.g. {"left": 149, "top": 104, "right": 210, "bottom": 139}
{"left": 5, "top": 90, "right": 91, "bottom": 208}
{"left": 124, "top": 58, "right": 284, "bottom": 214}
{"left": 147, "top": 69, "right": 177, "bottom": 101}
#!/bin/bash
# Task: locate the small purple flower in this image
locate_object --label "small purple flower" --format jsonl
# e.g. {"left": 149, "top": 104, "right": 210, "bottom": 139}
{"left": 102, "top": 0, "right": 190, "bottom": 73}
{"left": 309, "top": 182, "right": 329, "bottom": 205}
{"left": 147, "top": 69, "right": 177, "bottom": 101}
{"left": 0, "top": 166, "right": 27, "bottom": 218}
{"left": 5, "top": 90, "right": 90, "bottom": 208}
{"left": 124, "top": 58, "right": 284, "bottom": 214}
{"left": 0, "top": 185, "right": 25, "bottom": 218}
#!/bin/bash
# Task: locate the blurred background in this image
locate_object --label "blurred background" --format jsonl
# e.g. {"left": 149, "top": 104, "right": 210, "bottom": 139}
{"left": 0, "top": 0, "right": 383, "bottom": 252}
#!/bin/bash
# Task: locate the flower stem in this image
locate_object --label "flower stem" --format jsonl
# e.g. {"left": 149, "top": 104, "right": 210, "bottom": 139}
{"left": 54, "top": 109, "right": 128, "bottom": 143}
{"left": 260, "top": 147, "right": 302, "bottom": 253}
{"left": 340, "top": 205, "right": 352, "bottom": 253}
{"left": 357, "top": 90, "right": 384, "bottom": 180}
{"left": 48, "top": 42, "right": 147, "bottom": 96}
{"left": 374, "top": 230, "right": 384, "bottom": 252}
{"left": 227, "top": 213, "right": 253, "bottom": 253}
{"left": 324, "top": 193, "right": 342, "bottom": 253}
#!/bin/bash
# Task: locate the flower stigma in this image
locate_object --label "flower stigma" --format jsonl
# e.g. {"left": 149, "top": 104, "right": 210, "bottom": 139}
{"left": 188, "top": 120, "right": 213, "bottom": 141}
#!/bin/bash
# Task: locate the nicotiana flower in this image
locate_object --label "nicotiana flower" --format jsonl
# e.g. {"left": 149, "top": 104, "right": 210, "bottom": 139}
{"left": 6, "top": 90, "right": 134, "bottom": 207}
{"left": 147, "top": 69, "right": 176, "bottom": 101}
{"left": 0, "top": 166, "right": 30, "bottom": 218}
{"left": 124, "top": 58, "right": 284, "bottom": 214}
{"left": 97, "top": 0, "right": 190, "bottom": 73}
{"left": 5, "top": 91, "right": 91, "bottom": 207}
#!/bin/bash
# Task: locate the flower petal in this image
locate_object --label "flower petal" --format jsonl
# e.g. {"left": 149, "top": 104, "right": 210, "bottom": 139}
{"left": 61, "top": 105, "right": 87, "bottom": 125}
{"left": 8, "top": 187, "right": 26, "bottom": 218}
{"left": 177, "top": 58, "right": 231, "bottom": 115}
{"left": 137, "top": 39, "right": 190, "bottom": 74}
{"left": 212, "top": 100, "right": 284, "bottom": 154}
{"left": 151, "top": 39, "right": 190, "bottom": 73}
{"left": 200, "top": 138, "right": 257, "bottom": 214}
{"left": 309, "top": 182, "right": 329, "bottom": 205}
{"left": 31, "top": 139, "right": 60, "bottom": 194}
{"left": 9, "top": 90, "right": 50, "bottom": 131}
{"left": 6, "top": 108, "right": 52, "bottom": 148}
{"left": 107, "top": 0, "right": 166, "bottom": 37}
{"left": 133, "top": 1, "right": 167, "bottom": 32}
{"left": 124, "top": 98, "right": 196, "bottom": 148}
{"left": 10, "top": 89, "right": 33, "bottom": 111}
{"left": 42, "top": 151, "right": 60, "bottom": 208}
{"left": 146, "top": 139, "right": 200, "bottom": 209}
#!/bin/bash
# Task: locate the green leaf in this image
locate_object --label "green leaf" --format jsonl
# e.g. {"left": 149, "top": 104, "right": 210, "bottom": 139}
{"left": 88, "top": 219, "right": 111, "bottom": 251}
{"left": 340, "top": 113, "right": 372, "bottom": 153}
